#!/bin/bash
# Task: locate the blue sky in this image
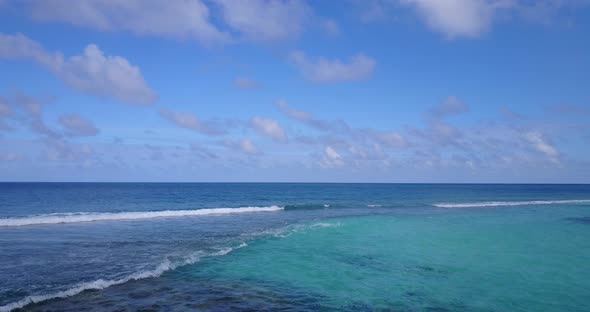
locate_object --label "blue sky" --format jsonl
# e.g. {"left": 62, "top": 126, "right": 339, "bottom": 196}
{"left": 1, "top": 0, "right": 589, "bottom": 182}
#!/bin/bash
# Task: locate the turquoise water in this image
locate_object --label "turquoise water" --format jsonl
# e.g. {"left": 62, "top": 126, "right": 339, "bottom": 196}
{"left": 194, "top": 212, "right": 590, "bottom": 311}
{"left": 1, "top": 183, "right": 590, "bottom": 311}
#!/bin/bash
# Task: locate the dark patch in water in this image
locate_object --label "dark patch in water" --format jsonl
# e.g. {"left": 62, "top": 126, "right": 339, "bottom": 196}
{"left": 414, "top": 265, "right": 448, "bottom": 276}
{"left": 336, "top": 254, "right": 390, "bottom": 273}
{"left": 128, "top": 290, "right": 153, "bottom": 299}
{"left": 565, "top": 217, "right": 590, "bottom": 224}
{"left": 417, "top": 265, "right": 435, "bottom": 272}
{"left": 18, "top": 265, "right": 479, "bottom": 312}
{"left": 405, "top": 291, "right": 418, "bottom": 297}
{"left": 425, "top": 307, "right": 451, "bottom": 312}
{"left": 20, "top": 277, "right": 331, "bottom": 312}
{"left": 136, "top": 304, "right": 161, "bottom": 312}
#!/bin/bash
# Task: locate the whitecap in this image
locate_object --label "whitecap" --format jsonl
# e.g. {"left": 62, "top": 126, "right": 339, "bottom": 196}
{"left": 0, "top": 206, "right": 284, "bottom": 227}
{"left": 433, "top": 199, "right": 590, "bottom": 208}
{"left": 311, "top": 222, "right": 340, "bottom": 228}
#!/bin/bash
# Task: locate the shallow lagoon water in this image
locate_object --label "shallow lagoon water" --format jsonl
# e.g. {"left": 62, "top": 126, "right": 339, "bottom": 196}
{"left": 1, "top": 183, "right": 590, "bottom": 311}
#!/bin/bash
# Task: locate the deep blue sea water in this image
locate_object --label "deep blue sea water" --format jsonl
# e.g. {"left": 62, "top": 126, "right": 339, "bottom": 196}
{"left": 1, "top": 183, "right": 590, "bottom": 311}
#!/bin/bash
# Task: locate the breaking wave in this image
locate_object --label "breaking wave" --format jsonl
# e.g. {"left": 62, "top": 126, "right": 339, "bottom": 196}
{"left": 0, "top": 206, "right": 284, "bottom": 227}
{"left": 0, "top": 243, "right": 249, "bottom": 312}
{"left": 433, "top": 199, "right": 590, "bottom": 208}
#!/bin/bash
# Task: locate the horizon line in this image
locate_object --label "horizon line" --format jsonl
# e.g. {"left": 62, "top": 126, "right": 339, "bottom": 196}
{"left": 1, "top": 181, "right": 589, "bottom": 185}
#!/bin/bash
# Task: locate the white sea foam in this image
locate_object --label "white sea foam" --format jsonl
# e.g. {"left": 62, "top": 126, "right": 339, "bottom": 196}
{"left": 0, "top": 206, "right": 284, "bottom": 227}
{"left": 433, "top": 199, "right": 590, "bottom": 208}
{"left": 0, "top": 243, "right": 247, "bottom": 312}
{"left": 311, "top": 222, "right": 340, "bottom": 228}
{"left": 367, "top": 204, "right": 382, "bottom": 207}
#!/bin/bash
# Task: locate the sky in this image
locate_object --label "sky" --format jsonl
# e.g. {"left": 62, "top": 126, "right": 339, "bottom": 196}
{"left": 0, "top": 0, "right": 590, "bottom": 183}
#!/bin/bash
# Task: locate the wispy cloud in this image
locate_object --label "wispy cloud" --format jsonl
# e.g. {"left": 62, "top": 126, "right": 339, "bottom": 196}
{"left": 224, "top": 138, "right": 260, "bottom": 155}
{"left": 27, "top": 0, "right": 230, "bottom": 44}
{"left": 546, "top": 103, "right": 590, "bottom": 115}
{"left": 190, "top": 144, "right": 219, "bottom": 160}
{"left": 9, "top": 91, "right": 61, "bottom": 138}
{"left": 524, "top": 131, "right": 560, "bottom": 164}
{"left": 214, "top": 0, "right": 311, "bottom": 42}
{"left": 289, "top": 51, "right": 376, "bottom": 83}
{"left": 249, "top": 117, "right": 287, "bottom": 142}
{"left": 320, "top": 18, "right": 340, "bottom": 36}
{"left": 427, "top": 96, "right": 469, "bottom": 118}
{"left": 276, "top": 99, "right": 350, "bottom": 132}
{"left": 0, "top": 97, "right": 11, "bottom": 117}
{"left": 59, "top": 113, "right": 99, "bottom": 137}
{"left": 233, "top": 77, "right": 262, "bottom": 90}
{"left": 0, "top": 151, "right": 25, "bottom": 161}
{"left": 159, "top": 108, "right": 227, "bottom": 136}
{"left": 0, "top": 96, "right": 14, "bottom": 130}
{"left": 43, "top": 137, "right": 96, "bottom": 163}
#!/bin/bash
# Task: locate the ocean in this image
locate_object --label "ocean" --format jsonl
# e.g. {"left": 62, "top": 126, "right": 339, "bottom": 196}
{"left": 0, "top": 183, "right": 589, "bottom": 311}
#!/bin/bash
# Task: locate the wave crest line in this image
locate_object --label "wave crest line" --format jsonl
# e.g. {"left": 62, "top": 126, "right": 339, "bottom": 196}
{"left": 0, "top": 206, "right": 284, "bottom": 227}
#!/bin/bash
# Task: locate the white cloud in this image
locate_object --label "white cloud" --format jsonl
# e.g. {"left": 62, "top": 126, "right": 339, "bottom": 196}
{"left": 401, "top": 0, "right": 497, "bottom": 38}
{"left": 321, "top": 146, "right": 344, "bottom": 167}
{"left": 239, "top": 138, "right": 259, "bottom": 155}
{"left": 214, "top": 0, "right": 310, "bottom": 41}
{"left": 234, "top": 77, "right": 262, "bottom": 89}
{"left": 0, "top": 33, "right": 157, "bottom": 105}
{"left": 289, "top": 51, "right": 376, "bottom": 83}
{"left": 524, "top": 131, "right": 560, "bottom": 164}
{"left": 357, "top": 1, "right": 590, "bottom": 39}
{"left": 250, "top": 117, "right": 287, "bottom": 142}
{"left": 325, "top": 146, "right": 341, "bottom": 160}
{"left": 159, "top": 108, "right": 226, "bottom": 136}
{"left": 28, "top": 0, "right": 230, "bottom": 44}
{"left": 59, "top": 44, "right": 157, "bottom": 105}
{"left": 59, "top": 113, "right": 99, "bottom": 136}
{"left": 22, "top": 0, "right": 335, "bottom": 44}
